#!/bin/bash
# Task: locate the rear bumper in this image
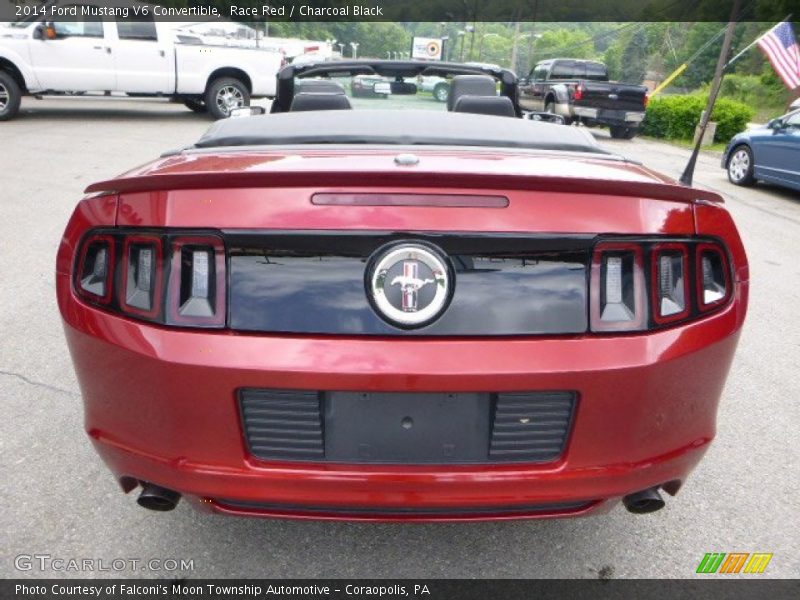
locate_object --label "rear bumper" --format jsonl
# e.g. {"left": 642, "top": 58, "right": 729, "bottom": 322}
{"left": 571, "top": 106, "right": 646, "bottom": 125}
{"left": 59, "top": 274, "right": 746, "bottom": 521}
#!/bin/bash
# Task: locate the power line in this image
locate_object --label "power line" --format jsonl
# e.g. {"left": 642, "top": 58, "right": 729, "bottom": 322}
{"left": 534, "top": 22, "right": 644, "bottom": 59}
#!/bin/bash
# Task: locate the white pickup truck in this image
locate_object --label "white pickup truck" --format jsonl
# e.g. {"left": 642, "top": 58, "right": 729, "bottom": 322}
{"left": 0, "top": 10, "right": 282, "bottom": 120}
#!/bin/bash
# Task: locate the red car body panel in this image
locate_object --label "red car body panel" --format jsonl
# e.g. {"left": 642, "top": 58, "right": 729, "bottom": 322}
{"left": 57, "top": 148, "right": 748, "bottom": 521}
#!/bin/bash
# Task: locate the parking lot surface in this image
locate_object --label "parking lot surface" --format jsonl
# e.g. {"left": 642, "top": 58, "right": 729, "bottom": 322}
{"left": 1, "top": 97, "right": 798, "bottom": 578}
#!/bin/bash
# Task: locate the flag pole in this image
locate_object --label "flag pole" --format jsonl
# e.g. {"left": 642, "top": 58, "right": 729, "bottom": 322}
{"left": 724, "top": 15, "right": 793, "bottom": 69}
{"left": 679, "top": 0, "right": 743, "bottom": 186}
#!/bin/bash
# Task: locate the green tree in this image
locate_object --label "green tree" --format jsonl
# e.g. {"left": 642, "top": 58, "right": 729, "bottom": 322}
{"left": 533, "top": 28, "right": 599, "bottom": 61}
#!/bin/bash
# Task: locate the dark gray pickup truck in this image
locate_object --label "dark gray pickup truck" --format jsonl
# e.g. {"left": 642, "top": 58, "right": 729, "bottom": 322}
{"left": 519, "top": 59, "right": 648, "bottom": 139}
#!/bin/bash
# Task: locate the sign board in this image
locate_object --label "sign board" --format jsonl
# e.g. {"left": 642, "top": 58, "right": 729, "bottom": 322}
{"left": 411, "top": 37, "right": 444, "bottom": 60}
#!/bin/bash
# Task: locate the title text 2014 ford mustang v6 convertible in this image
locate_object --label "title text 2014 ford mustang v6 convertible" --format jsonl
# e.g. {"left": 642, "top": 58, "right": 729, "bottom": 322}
{"left": 57, "top": 61, "right": 748, "bottom": 521}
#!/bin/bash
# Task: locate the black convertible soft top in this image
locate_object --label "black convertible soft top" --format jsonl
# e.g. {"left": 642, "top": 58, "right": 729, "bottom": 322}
{"left": 194, "top": 110, "right": 607, "bottom": 155}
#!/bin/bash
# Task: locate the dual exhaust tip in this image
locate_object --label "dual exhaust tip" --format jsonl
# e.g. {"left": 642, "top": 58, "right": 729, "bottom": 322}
{"left": 134, "top": 482, "right": 666, "bottom": 515}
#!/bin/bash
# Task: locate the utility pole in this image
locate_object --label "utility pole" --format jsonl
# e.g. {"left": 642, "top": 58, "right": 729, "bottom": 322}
{"left": 679, "top": 0, "right": 742, "bottom": 186}
{"left": 509, "top": 21, "right": 521, "bottom": 73}
{"left": 527, "top": 0, "right": 539, "bottom": 74}
{"left": 466, "top": 25, "right": 475, "bottom": 61}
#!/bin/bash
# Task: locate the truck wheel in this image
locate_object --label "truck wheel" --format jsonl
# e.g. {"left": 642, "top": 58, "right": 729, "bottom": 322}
{"left": 727, "top": 145, "right": 755, "bottom": 186}
{"left": 205, "top": 77, "right": 249, "bottom": 119}
{"left": 433, "top": 83, "right": 449, "bottom": 103}
{"left": 610, "top": 126, "right": 638, "bottom": 140}
{"left": 183, "top": 98, "right": 207, "bottom": 113}
{"left": 0, "top": 71, "right": 22, "bottom": 121}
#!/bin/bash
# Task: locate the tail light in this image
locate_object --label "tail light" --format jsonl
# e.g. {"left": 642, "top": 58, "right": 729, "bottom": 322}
{"left": 121, "top": 235, "right": 163, "bottom": 318}
{"left": 574, "top": 83, "right": 585, "bottom": 101}
{"left": 696, "top": 243, "right": 731, "bottom": 310}
{"left": 590, "top": 242, "right": 648, "bottom": 332}
{"left": 167, "top": 236, "right": 226, "bottom": 327}
{"left": 73, "top": 230, "right": 225, "bottom": 329}
{"left": 651, "top": 243, "right": 690, "bottom": 324}
{"left": 644, "top": 93, "right": 650, "bottom": 107}
{"left": 75, "top": 233, "right": 115, "bottom": 304}
{"left": 591, "top": 238, "right": 732, "bottom": 332}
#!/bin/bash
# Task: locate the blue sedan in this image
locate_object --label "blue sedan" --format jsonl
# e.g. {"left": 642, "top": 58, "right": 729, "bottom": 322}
{"left": 722, "top": 109, "right": 800, "bottom": 192}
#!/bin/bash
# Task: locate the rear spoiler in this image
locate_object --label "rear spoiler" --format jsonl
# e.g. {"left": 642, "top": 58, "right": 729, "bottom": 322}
{"left": 85, "top": 170, "right": 723, "bottom": 205}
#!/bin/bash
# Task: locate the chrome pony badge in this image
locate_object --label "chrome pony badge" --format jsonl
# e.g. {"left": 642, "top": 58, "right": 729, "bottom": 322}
{"left": 393, "top": 261, "right": 433, "bottom": 311}
{"left": 367, "top": 243, "right": 452, "bottom": 328}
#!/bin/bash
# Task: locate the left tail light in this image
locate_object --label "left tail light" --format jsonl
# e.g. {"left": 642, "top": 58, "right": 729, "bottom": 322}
{"left": 73, "top": 230, "right": 226, "bottom": 329}
{"left": 167, "top": 235, "right": 226, "bottom": 328}
{"left": 121, "top": 235, "right": 163, "bottom": 318}
{"left": 75, "top": 233, "right": 115, "bottom": 304}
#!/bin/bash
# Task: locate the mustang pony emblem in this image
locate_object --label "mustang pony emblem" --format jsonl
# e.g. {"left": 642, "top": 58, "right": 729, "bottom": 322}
{"left": 368, "top": 243, "right": 452, "bottom": 328}
{"left": 391, "top": 261, "right": 435, "bottom": 312}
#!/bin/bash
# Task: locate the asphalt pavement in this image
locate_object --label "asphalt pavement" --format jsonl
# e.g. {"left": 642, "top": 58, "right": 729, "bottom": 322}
{"left": 0, "top": 96, "right": 798, "bottom": 579}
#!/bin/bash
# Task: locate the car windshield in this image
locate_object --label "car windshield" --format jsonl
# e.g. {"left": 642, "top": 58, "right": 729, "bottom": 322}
{"left": 316, "top": 73, "right": 473, "bottom": 112}
{"left": 271, "top": 60, "right": 516, "bottom": 115}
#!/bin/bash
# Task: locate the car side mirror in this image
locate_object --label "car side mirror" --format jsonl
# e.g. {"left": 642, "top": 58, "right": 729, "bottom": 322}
{"left": 229, "top": 106, "right": 265, "bottom": 118}
{"left": 526, "top": 111, "right": 565, "bottom": 125}
{"left": 33, "top": 24, "right": 45, "bottom": 40}
{"left": 768, "top": 118, "right": 783, "bottom": 131}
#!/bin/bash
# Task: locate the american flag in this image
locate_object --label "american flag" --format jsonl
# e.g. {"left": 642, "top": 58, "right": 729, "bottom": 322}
{"left": 757, "top": 21, "right": 800, "bottom": 90}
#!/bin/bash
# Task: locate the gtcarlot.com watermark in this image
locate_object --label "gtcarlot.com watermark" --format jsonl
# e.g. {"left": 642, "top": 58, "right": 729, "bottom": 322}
{"left": 15, "top": 554, "right": 194, "bottom": 573}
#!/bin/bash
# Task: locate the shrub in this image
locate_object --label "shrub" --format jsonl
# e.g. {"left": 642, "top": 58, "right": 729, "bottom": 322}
{"left": 719, "top": 73, "right": 788, "bottom": 109}
{"left": 642, "top": 94, "right": 754, "bottom": 144}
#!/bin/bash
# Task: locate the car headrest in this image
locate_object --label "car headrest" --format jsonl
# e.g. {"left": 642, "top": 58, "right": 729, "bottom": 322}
{"left": 294, "top": 79, "right": 346, "bottom": 96}
{"left": 447, "top": 75, "right": 497, "bottom": 111}
{"left": 453, "top": 95, "right": 516, "bottom": 117}
{"left": 290, "top": 92, "right": 353, "bottom": 112}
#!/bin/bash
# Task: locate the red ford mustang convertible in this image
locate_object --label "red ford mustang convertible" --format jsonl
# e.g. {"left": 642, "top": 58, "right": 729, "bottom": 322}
{"left": 57, "top": 61, "right": 748, "bottom": 521}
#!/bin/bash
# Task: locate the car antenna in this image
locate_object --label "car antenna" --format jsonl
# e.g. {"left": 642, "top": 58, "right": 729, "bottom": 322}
{"left": 679, "top": 0, "right": 742, "bottom": 187}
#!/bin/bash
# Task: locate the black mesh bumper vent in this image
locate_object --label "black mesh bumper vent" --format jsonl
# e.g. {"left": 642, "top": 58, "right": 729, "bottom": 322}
{"left": 489, "top": 392, "right": 576, "bottom": 462}
{"left": 240, "top": 389, "right": 324, "bottom": 461}
{"left": 240, "top": 389, "right": 576, "bottom": 464}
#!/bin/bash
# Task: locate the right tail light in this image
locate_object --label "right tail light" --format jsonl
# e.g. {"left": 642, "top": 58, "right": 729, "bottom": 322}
{"left": 591, "top": 238, "right": 732, "bottom": 332}
{"left": 590, "top": 242, "right": 648, "bottom": 332}
{"left": 696, "top": 242, "right": 731, "bottom": 310}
